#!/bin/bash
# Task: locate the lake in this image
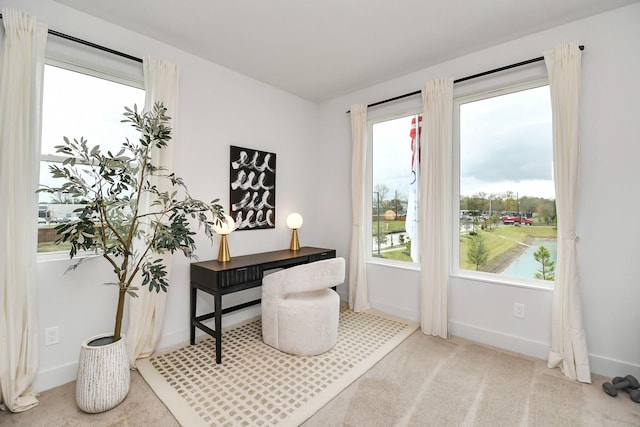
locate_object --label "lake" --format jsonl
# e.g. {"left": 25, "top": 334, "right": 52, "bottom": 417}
{"left": 501, "top": 239, "right": 557, "bottom": 280}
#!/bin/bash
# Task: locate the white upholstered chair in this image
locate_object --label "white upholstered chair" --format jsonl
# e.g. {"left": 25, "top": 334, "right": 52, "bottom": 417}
{"left": 261, "top": 257, "right": 345, "bottom": 356}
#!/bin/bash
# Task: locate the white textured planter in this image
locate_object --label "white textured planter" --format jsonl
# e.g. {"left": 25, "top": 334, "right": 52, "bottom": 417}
{"left": 76, "top": 333, "right": 130, "bottom": 413}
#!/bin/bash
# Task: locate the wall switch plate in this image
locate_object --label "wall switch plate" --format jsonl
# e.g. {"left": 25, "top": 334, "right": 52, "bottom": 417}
{"left": 45, "top": 326, "right": 59, "bottom": 346}
{"left": 513, "top": 303, "right": 525, "bottom": 319}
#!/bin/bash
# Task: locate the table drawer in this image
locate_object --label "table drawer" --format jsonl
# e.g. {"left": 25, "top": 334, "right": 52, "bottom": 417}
{"left": 309, "top": 250, "right": 335, "bottom": 262}
{"left": 217, "top": 266, "right": 261, "bottom": 288}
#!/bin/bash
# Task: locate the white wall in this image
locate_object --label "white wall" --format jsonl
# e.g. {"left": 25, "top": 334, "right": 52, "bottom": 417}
{"left": 319, "top": 3, "right": 640, "bottom": 379}
{"left": 1, "top": 0, "right": 332, "bottom": 392}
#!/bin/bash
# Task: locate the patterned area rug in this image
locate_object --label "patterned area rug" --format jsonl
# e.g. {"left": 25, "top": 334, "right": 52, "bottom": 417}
{"left": 137, "top": 306, "right": 418, "bottom": 426}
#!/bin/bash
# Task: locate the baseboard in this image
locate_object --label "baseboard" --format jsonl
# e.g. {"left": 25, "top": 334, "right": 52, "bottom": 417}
{"left": 32, "top": 313, "right": 639, "bottom": 394}
{"left": 336, "top": 292, "right": 420, "bottom": 322}
{"left": 369, "top": 300, "right": 419, "bottom": 323}
{"left": 449, "top": 320, "right": 550, "bottom": 360}
{"left": 588, "top": 352, "right": 640, "bottom": 379}
{"left": 449, "top": 320, "right": 640, "bottom": 379}
{"left": 33, "top": 361, "right": 78, "bottom": 393}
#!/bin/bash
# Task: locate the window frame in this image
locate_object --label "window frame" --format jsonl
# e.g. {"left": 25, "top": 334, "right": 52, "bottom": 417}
{"left": 451, "top": 77, "right": 555, "bottom": 289}
{"left": 367, "top": 107, "right": 422, "bottom": 270}
{"left": 37, "top": 58, "right": 144, "bottom": 261}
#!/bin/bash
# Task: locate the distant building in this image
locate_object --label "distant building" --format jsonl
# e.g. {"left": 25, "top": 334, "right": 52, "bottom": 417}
{"left": 38, "top": 203, "right": 82, "bottom": 223}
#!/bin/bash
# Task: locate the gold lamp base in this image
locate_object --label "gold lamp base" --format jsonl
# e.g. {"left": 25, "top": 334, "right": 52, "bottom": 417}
{"left": 217, "top": 235, "right": 231, "bottom": 262}
{"left": 289, "top": 229, "right": 300, "bottom": 251}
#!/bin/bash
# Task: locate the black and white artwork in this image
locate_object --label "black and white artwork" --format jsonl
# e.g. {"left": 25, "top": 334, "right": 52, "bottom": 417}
{"left": 229, "top": 145, "right": 276, "bottom": 230}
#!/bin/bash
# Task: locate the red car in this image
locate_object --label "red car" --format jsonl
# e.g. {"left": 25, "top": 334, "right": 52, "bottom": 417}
{"left": 501, "top": 215, "right": 533, "bottom": 226}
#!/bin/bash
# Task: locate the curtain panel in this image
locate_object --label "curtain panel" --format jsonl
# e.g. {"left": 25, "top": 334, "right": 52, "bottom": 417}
{"left": 544, "top": 42, "right": 591, "bottom": 383}
{"left": 126, "top": 58, "right": 180, "bottom": 367}
{"left": 419, "top": 78, "right": 453, "bottom": 338}
{"left": 348, "top": 103, "right": 371, "bottom": 312}
{"left": 0, "top": 7, "right": 47, "bottom": 412}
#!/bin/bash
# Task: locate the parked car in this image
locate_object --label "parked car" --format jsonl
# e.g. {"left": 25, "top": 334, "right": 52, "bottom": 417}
{"left": 501, "top": 215, "right": 532, "bottom": 226}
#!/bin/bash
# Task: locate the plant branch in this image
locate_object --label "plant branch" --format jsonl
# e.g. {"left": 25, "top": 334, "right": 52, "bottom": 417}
{"left": 40, "top": 102, "right": 225, "bottom": 341}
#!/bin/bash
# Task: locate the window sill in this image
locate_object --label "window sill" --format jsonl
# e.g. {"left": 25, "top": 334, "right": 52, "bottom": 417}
{"left": 37, "top": 251, "right": 98, "bottom": 263}
{"left": 367, "top": 256, "right": 421, "bottom": 272}
{"left": 450, "top": 270, "right": 554, "bottom": 292}
{"left": 364, "top": 257, "right": 554, "bottom": 292}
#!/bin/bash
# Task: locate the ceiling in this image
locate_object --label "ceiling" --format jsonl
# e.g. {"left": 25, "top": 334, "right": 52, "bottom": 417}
{"left": 54, "top": 0, "right": 638, "bottom": 102}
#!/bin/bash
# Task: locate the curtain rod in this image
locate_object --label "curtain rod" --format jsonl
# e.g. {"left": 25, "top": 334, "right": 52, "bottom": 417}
{"left": 0, "top": 12, "right": 143, "bottom": 63}
{"left": 346, "top": 45, "right": 585, "bottom": 113}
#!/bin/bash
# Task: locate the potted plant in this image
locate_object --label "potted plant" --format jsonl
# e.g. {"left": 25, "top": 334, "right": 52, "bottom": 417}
{"left": 39, "top": 102, "right": 224, "bottom": 412}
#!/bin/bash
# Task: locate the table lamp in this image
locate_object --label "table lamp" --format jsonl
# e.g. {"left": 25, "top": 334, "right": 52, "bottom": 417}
{"left": 286, "top": 213, "right": 303, "bottom": 251}
{"left": 213, "top": 214, "right": 235, "bottom": 262}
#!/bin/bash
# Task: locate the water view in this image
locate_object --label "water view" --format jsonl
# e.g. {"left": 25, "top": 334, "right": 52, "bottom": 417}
{"left": 501, "top": 239, "right": 557, "bottom": 280}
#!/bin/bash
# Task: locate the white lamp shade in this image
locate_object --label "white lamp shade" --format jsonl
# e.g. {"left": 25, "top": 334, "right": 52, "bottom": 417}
{"left": 213, "top": 214, "right": 235, "bottom": 235}
{"left": 286, "top": 213, "right": 303, "bottom": 229}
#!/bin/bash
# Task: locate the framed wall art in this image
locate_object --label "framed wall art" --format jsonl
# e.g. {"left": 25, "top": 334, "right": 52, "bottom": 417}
{"left": 229, "top": 145, "right": 276, "bottom": 230}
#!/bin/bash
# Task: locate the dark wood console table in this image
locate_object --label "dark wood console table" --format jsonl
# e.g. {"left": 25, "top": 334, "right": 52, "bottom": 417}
{"left": 190, "top": 246, "right": 336, "bottom": 363}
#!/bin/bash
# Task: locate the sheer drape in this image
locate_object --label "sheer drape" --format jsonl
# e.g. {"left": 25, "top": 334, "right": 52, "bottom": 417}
{"left": 419, "top": 79, "right": 453, "bottom": 338}
{"left": 348, "top": 103, "right": 370, "bottom": 312}
{"left": 544, "top": 42, "right": 591, "bottom": 383}
{"left": 0, "top": 8, "right": 47, "bottom": 412}
{"left": 126, "top": 58, "right": 179, "bottom": 366}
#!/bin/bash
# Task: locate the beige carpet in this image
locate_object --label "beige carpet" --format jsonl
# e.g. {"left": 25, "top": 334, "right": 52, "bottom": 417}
{"left": 304, "top": 334, "right": 640, "bottom": 427}
{"left": 137, "top": 306, "right": 419, "bottom": 427}
{"left": 3, "top": 327, "right": 640, "bottom": 426}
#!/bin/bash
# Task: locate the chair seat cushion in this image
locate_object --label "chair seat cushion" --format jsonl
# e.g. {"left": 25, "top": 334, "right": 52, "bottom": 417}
{"left": 275, "top": 289, "right": 339, "bottom": 356}
{"left": 261, "top": 257, "right": 345, "bottom": 357}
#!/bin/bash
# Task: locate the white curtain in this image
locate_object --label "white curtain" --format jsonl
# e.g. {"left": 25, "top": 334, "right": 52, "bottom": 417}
{"left": 126, "top": 58, "right": 179, "bottom": 367}
{"left": 419, "top": 78, "right": 453, "bottom": 338}
{"left": 0, "top": 8, "right": 47, "bottom": 412}
{"left": 545, "top": 42, "right": 591, "bottom": 383}
{"left": 348, "top": 103, "right": 370, "bottom": 312}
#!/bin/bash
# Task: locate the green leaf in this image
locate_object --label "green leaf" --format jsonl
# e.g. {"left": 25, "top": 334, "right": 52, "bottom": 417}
{"left": 40, "top": 102, "right": 227, "bottom": 331}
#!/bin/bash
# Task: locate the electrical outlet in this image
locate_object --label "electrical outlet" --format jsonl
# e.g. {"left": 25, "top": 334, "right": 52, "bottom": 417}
{"left": 45, "top": 327, "right": 59, "bottom": 346}
{"left": 513, "top": 303, "right": 525, "bottom": 319}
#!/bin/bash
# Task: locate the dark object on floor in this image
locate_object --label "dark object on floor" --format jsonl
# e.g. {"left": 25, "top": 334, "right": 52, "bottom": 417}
{"left": 612, "top": 376, "right": 640, "bottom": 403}
{"left": 602, "top": 375, "right": 640, "bottom": 403}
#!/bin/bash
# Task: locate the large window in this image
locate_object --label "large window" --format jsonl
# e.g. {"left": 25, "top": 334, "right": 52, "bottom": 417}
{"left": 370, "top": 111, "right": 421, "bottom": 264}
{"left": 37, "top": 63, "right": 144, "bottom": 253}
{"left": 456, "top": 81, "right": 557, "bottom": 283}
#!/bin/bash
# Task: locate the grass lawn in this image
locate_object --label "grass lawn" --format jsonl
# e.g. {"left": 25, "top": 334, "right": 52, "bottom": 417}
{"left": 37, "top": 241, "right": 71, "bottom": 253}
{"left": 370, "top": 222, "right": 557, "bottom": 270}
{"left": 372, "top": 219, "right": 406, "bottom": 234}
{"left": 461, "top": 225, "right": 557, "bottom": 272}
{"left": 375, "top": 247, "right": 412, "bottom": 262}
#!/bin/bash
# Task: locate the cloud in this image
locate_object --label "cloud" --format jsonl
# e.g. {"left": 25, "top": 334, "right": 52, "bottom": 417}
{"left": 459, "top": 84, "right": 553, "bottom": 197}
{"left": 372, "top": 84, "right": 555, "bottom": 200}
{"left": 462, "top": 121, "right": 552, "bottom": 183}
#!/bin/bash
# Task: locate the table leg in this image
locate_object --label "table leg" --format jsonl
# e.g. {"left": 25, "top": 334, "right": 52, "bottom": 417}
{"left": 190, "top": 284, "right": 196, "bottom": 345}
{"left": 214, "top": 293, "right": 222, "bottom": 364}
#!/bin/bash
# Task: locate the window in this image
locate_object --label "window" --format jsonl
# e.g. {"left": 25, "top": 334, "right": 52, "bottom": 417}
{"left": 370, "top": 111, "right": 421, "bottom": 264}
{"left": 38, "top": 63, "right": 144, "bottom": 253}
{"left": 455, "top": 81, "right": 557, "bottom": 282}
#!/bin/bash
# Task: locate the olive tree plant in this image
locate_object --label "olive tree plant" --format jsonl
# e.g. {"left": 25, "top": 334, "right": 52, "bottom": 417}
{"left": 39, "top": 102, "right": 224, "bottom": 342}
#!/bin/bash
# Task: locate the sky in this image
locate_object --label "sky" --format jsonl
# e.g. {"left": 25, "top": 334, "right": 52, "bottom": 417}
{"left": 373, "top": 84, "right": 555, "bottom": 204}
{"left": 372, "top": 115, "right": 415, "bottom": 202}
{"left": 42, "top": 65, "right": 554, "bottom": 209}
{"left": 39, "top": 64, "right": 145, "bottom": 203}
{"left": 459, "top": 85, "right": 554, "bottom": 199}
